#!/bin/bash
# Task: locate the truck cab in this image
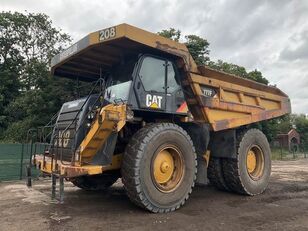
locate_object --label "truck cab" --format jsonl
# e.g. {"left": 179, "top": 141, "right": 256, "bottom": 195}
{"left": 105, "top": 54, "right": 186, "bottom": 115}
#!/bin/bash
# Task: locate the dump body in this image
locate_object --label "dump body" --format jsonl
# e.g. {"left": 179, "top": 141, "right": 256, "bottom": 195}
{"left": 51, "top": 23, "right": 291, "bottom": 131}
{"left": 185, "top": 67, "right": 291, "bottom": 130}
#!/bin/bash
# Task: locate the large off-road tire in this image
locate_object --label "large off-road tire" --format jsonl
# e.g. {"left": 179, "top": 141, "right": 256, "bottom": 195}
{"left": 222, "top": 129, "right": 271, "bottom": 195}
{"left": 71, "top": 173, "right": 119, "bottom": 191}
{"left": 207, "top": 157, "right": 230, "bottom": 191}
{"left": 121, "top": 123, "right": 197, "bottom": 213}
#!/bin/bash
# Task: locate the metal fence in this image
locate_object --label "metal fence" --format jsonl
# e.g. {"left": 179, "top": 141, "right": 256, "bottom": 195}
{"left": 270, "top": 143, "right": 308, "bottom": 160}
{"left": 0, "top": 141, "right": 307, "bottom": 181}
{"left": 0, "top": 143, "right": 43, "bottom": 182}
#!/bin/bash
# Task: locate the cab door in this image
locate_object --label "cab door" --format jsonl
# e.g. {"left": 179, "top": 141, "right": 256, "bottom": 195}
{"left": 133, "top": 55, "right": 185, "bottom": 113}
{"left": 134, "top": 56, "right": 167, "bottom": 111}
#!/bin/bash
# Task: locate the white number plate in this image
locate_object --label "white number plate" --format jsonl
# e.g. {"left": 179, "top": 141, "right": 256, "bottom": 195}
{"left": 99, "top": 27, "right": 116, "bottom": 41}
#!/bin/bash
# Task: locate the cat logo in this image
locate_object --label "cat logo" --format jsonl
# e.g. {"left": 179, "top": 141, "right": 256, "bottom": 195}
{"left": 146, "top": 94, "right": 163, "bottom": 109}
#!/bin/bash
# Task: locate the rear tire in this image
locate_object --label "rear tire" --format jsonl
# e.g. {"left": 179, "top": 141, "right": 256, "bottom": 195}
{"left": 71, "top": 174, "right": 118, "bottom": 191}
{"left": 222, "top": 129, "right": 271, "bottom": 195}
{"left": 207, "top": 157, "right": 230, "bottom": 191}
{"left": 121, "top": 123, "right": 197, "bottom": 213}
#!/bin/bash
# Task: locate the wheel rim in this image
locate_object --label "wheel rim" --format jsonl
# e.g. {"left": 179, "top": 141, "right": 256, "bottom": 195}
{"left": 152, "top": 146, "right": 184, "bottom": 192}
{"left": 246, "top": 145, "right": 265, "bottom": 180}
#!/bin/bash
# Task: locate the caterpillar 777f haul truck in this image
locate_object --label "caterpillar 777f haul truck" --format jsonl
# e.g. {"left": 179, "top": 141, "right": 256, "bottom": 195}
{"left": 31, "top": 24, "right": 291, "bottom": 213}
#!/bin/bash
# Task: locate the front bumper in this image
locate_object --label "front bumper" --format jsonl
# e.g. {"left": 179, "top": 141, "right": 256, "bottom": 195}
{"left": 33, "top": 154, "right": 122, "bottom": 178}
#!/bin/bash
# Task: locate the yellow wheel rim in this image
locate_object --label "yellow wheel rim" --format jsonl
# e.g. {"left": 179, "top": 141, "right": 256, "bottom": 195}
{"left": 247, "top": 150, "right": 257, "bottom": 174}
{"left": 152, "top": 146, "right": 184, "bottom": 192}
{"left": 153, "top": 150, "right": 174, "bottom": 184}
{"left": 246, "top": 145, "right": 264, "bottom": 180}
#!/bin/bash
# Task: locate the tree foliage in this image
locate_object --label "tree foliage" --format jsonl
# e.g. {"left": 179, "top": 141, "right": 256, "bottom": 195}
{"left": 158, "top": 28, "right": 210, "bottom": 65}
{"left": 0, "top": 11, "right": 74, "bottom": 142}
{"left": 293, "top": 114, "right": 308, "bottom": 148}
{"left": 207, "top": 60, "right": 269, "bottom": 85}
{"left": 157, "top": 28, "right": 181, "bottom": 42}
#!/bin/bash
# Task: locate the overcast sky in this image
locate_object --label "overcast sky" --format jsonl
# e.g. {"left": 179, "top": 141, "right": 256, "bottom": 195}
{"left": 2, "top": 0, "right": 308, "bottom": 114}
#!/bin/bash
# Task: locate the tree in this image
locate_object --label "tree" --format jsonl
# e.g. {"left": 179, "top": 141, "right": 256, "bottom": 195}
{"left": 0, "top": 68, "right": 20, "bottom": 133}
{"left": 0, "top": 11, "right": 72, "bottom": 142}
{"left": 185, "top": 35, "right": 210, "bottom": 65}
{"left": 207, "top": 60, "right": 269, "bottom": 85}
{"left": 247, "top": 69, "right": 269, "bottom": 85}
{"left": 0, "top": 11, "right": 71, "bottom": 90}
{"left": 207, "top": 60, "right": 247, "bottom": 77}
{"left": 158, "top": 28, "right": 210, "bottom": 65}
{"left": 157, "top": 28, "right": 181, "bottom": 42}
{"left": 293, "top": 114, "right": 308, "bottom": 149}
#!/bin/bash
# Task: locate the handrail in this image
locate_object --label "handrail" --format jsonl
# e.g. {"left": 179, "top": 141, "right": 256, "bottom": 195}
{"left": 53, "top": 77, "right": 106, "bottom": 167}
{"left": 26, "top": 76, "right": 106, "bottom": 174}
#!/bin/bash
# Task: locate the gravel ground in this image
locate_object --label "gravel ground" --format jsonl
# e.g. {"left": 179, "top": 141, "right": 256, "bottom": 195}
{"left": 0, "top": 159, "right": 308, "bottom": 231}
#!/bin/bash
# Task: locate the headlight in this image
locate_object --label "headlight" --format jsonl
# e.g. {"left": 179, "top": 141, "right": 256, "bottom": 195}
{"left": 126, "top": 110, "right": 134, "bottom": 121}
{"left": 87, "top": 112, "right": 95, "bottom": 120}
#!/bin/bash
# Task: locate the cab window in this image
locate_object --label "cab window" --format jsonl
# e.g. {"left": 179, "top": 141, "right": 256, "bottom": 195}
{"left": 139, "top": 57, "right": 165, "bottom": 92}
{"left": 166, "top": 61, "right": 179, "bottom": 93}
{"left": 139, "top": 56, "right": 179, "bottom": 93}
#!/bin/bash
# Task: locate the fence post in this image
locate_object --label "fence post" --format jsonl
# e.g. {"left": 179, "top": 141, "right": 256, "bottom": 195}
{"left": 27, "top": 141, "right": 33, "bottom": 187}
{"left": 19, "top": 144, "right": 24, "bottom": 180}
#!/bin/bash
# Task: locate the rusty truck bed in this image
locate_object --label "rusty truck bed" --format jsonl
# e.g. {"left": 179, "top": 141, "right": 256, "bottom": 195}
{"left": 50, "top": 23, "right": 291, "bottom": 131}
{"left": 184, "top": 66, "right": 291, "bottom": 130}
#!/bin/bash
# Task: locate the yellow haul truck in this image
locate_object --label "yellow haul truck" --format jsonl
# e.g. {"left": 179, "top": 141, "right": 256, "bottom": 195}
{"left": 30, "top": 24, "right": 291, "bottom": 213}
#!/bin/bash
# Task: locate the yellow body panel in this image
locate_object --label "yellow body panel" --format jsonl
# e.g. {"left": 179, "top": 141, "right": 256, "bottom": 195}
{"left": 79, "top": 104, "right": 126, "bottom": 161}
{"left": 188, "top": 72, "right": 290, "bottom": 130}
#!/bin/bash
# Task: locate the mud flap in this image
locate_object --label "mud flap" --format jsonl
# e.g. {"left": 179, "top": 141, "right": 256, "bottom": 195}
{"left": 196, "top": 156, "right": 208, "bottom": 186}
{"left": 209, "top": 129, "right": 237, "bottom": 159}
{"left": 180, "top": 123, "right": 210, "bottom": 186}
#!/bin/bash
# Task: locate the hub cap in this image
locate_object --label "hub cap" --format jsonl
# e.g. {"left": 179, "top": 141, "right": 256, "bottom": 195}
{"left": 246, "top": 145, "right": 265, "bottom": 180}
{"left": 152, "top": 146, "right": 184, "bottom": 192}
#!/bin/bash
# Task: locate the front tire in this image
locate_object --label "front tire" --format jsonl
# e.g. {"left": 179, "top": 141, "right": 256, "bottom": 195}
{"left": 121, "top": 123, "right": 197, "bottom": 213}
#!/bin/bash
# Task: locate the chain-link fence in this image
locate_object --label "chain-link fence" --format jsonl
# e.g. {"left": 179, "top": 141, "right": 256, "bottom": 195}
{"left": 0, "top": 143, "right": 43, "bottom": 182}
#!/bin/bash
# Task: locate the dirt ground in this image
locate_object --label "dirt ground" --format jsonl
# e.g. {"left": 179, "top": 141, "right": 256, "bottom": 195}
{"left": 1, "top": 159, "right": 308, "bottom": 231}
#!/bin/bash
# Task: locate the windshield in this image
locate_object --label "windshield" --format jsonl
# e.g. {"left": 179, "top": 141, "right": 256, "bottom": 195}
{"left": 105, "top": 81, "right": 132, "bottom": 103}
{"left": 104, "top": 59, "right": 136, "bottom": 103}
